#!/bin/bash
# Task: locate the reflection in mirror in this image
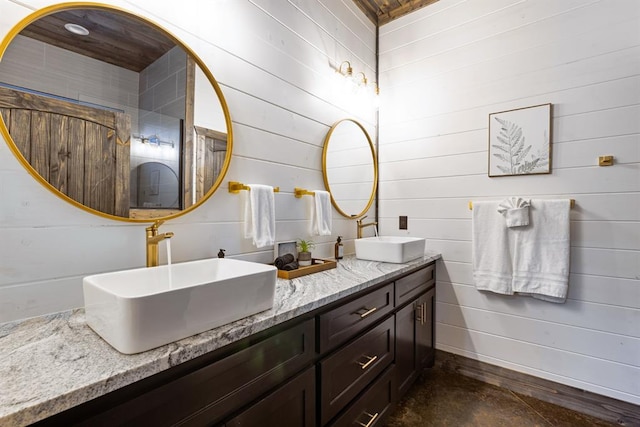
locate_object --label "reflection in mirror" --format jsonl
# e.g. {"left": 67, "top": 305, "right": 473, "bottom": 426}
{"left": 133, "top": 162, "right": 179, "bottom": 209}
{"left": 0, "top": 5, "right": 231, "bottom": 221}
{"left": 322, "top": 119, "right": 377, "bottom": 218}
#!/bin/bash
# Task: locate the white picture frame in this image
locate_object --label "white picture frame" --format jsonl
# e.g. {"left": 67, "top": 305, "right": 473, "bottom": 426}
{"left": 488, "top": 103, "right": 552, "bottom": 177}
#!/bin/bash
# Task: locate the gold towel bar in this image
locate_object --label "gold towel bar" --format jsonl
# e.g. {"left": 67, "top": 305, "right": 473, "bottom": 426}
{"left": 294, "top": 187, "right": 315, "bottom": 198}
{"left": 468, "top": 199, "right": 575, "bottom": 210}
{"left": 228, "top": 181, "right": 280, "bottom": 194}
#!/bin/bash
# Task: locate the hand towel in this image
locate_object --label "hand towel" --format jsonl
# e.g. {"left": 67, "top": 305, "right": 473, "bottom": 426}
{"left": 311, "top": 190, "right": 332, "bottom": 236}
{"left": 472, "top": 201, "right": 513, "bottom": 295}
{"left": 497, "top": 197, "right": 531, "bottom": 227}
{"left": 511, "top": 199, "right": 571, "bottom": 303}
{"left": 274, "top": 253, "right": 295, "bottom": 269}
{"left": 243, "top": 184, "right": 275, "bottom": 248}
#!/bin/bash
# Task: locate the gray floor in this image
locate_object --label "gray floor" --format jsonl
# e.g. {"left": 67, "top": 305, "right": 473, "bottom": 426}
{"left": 385, "top": 366, "right": 617, "bottom": 427}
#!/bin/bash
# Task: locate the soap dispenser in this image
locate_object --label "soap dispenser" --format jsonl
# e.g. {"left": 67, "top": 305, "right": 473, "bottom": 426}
{"left": 334, "top": 236, "right": 343, "bottom": 260}
{"left": 217, "top": 249, "right": 226, "bottom": 258}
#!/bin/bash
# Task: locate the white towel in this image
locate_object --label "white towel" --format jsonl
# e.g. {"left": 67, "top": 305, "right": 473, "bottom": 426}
{"left": 472, "top": 201, "right": 513, "bottom": 295}
{"left": 497, "top": 197, "right": 531, "bottom": 227}
{"left": 311, "top": 190, "right": 332, "bottom": 236}
{"left": 243, "top": 184, "right": 275, "bottom": 248}
{"left": 511, "top": 199, "right": 571, "bottom": 303}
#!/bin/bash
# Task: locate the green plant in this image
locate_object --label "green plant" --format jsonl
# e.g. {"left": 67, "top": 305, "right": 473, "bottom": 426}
{"left": 297, "top": 239, "right": 315, "bottom": 253}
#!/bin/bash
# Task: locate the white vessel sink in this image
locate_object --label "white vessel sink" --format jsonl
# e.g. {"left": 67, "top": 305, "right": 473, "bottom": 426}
{"left": 83, "top": 258, "right": 277, "bottom": 354}
{"left": 355, "top": 236, "right": 426, "bottom": 264}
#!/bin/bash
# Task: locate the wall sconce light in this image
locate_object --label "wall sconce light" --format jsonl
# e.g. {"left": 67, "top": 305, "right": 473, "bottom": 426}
{"left": 335, "top": 60, "right": 380, "bottom": 108}
{"left": 353, "top": 71, "right": 367, "bottom": 86}
{"left": 337, "top": 61, "right": 353, "bottom": 78}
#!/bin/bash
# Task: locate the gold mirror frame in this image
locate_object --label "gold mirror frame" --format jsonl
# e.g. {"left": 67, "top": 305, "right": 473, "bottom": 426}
{"left": 322, "top": 119, "right": 378, "bottom": 219}
{"left": 0, "top": 2, "right": 233, "bottom": 223}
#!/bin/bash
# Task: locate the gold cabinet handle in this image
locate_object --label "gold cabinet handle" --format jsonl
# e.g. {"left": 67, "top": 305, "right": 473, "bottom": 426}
{"left": 422, "top": 301, "right": 427, "bottom": 326}
{"left": 415, "top": 302, "right": 424, "bottom": 325}
{"left": 358, "top": 306, "right": 378, "bottom": 318}
{"left": 357, "top": 355, "right": 378, "bottom": 370}
{"left": 358, "top": 411, "right": 379, "bottom": 427}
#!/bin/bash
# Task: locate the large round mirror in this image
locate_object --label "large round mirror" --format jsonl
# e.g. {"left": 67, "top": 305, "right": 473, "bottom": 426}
{"left": 322, "top": 119, "right": 377, "bottom": 218}
{"left": 0, "top": 4, "right": 232, "bottom": 222}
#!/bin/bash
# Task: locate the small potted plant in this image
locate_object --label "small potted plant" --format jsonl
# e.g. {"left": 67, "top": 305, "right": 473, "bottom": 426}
{"left": 297, "top": 238, "right": 315, "bottom": 266}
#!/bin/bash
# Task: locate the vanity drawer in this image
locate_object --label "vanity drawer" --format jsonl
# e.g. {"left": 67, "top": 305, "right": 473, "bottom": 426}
{"left": 320, "top": 316, "right": 394, "bottom": 426}
{"left": 395, "top": 264, "right": 435, "bottom": 307}
{"left": 75, "top": 319, "right": 315, "bottom": 427}
{"left": 319, "top": 283, "right": 394, "bottom": 353}
{"left": 226, "top": 367, "right": 316, "bottom": 427}
{"left": 329, "top": 365, "right": 396, "bottom": 427}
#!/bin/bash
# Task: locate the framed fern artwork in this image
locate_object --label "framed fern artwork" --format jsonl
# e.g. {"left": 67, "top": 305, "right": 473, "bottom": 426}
{"left": 488, "top": 103, "right": 552, "bottom": 177}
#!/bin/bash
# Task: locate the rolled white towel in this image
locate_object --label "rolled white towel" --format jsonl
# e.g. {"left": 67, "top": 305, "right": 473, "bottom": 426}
{"left": 497, "top": 196, "right": 531, "bottom": 228}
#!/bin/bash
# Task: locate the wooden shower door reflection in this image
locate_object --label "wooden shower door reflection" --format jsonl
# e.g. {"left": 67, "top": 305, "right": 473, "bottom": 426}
{"left": 0, "top": 86, "right": 130, "bottom": 217}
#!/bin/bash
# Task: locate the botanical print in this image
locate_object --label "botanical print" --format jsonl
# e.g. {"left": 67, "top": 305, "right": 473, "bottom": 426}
{"left": 488, "top": 104, "right": 551, "bottom": 177}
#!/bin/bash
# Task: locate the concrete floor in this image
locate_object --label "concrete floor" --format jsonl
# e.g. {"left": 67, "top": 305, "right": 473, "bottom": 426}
{"left": 385, "top": 367, "right": 617, "bottom": 427}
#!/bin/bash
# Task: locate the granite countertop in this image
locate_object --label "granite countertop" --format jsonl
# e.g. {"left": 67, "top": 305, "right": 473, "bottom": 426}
{"left": 0, "top": 252, "right": 440, "bottom": 426}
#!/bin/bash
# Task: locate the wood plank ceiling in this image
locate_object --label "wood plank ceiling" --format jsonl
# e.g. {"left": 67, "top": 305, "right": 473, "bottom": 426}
{"left": 20, "top": 9, "right": 175, "bottom": 72}
{"left": 352, "top": 0, "right": 439, "bottom": 26}
{"left": 17, "top": 2, "right": 437, "bottom": 73}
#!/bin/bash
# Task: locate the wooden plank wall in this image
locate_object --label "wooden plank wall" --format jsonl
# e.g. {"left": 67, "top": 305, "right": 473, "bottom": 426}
{"left": 378, "top": 0, "right": 639, "bottom": 405}
{"left": 0, "top": 0, "right": 377, "bottom": 322}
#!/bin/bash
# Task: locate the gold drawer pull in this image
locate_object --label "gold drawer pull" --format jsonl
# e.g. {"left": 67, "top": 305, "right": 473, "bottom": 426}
{"left": 357, "top": 355, "right": 378, "bottom": 370}
{"left": 358, "top": 306, "right": 378, "bottom": 318}
{"left": 358, "top": 411, "right": 379, "bottom": 427}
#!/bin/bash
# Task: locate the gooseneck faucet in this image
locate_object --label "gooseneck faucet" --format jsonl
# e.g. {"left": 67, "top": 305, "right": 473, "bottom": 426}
{"left": 356, "top": 215, "right": 378, "bottom": 239}
{"left": 145, "top": 220, "right": 174, "bottom": 267}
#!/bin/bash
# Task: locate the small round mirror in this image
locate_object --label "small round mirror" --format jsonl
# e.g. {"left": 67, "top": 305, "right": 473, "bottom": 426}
{"left": 322, "top": 119, "right": 377, "bottom": 218}
{"left": 0, "top": 4, "right": 232, "bottom": 222}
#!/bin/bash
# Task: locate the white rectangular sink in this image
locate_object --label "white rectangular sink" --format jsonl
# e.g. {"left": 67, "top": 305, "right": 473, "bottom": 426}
{"left": 83, "top": 258, "right": 277, "bottom": 354}
{"left": 355, "top": 236, "right": 426, "bottom": 264}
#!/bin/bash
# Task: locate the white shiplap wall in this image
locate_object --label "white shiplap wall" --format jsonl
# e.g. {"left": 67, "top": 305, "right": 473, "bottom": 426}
{"left": 0, "top": 0, "right": 377, "bottom": 322}
{"left": 379, "top": 0, "right": 640, "bottom": 405}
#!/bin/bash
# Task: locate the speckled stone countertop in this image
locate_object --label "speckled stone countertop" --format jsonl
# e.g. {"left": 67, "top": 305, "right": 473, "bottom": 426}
{"left": 0, "top": 252, "right": 440, "bottom": 426}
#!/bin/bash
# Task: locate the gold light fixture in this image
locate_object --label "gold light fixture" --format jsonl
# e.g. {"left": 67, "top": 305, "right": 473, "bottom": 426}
{"left": 337, "top": 60, "right": 353, "bottom": 77}
{"left": 335, "top": 60, "right": 380, "bottom": 107}
{"left": 354, "top": 71, "right": 367, "bottom": 86}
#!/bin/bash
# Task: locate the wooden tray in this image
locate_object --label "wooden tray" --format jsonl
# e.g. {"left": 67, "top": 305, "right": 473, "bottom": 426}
{"left": 277, "top": 258, "right": 337, "bottom": 279}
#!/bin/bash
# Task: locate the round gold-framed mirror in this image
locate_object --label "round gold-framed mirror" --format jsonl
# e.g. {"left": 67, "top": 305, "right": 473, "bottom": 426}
{"left": 0, "top": 3, "right": 232, "bottom": 222}
{"left": 322, "top": 119, "right": 377, "bottom": 218}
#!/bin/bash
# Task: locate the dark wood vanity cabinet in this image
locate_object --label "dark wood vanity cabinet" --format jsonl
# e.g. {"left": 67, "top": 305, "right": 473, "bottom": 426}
{"left": 318, "top": 263, "right": 436, "bottom": 426}
{"left": 36, "top": 262, "right": 436, "bottom": 427}
{"left": 35, "top": 319, "right": 316, "bottom": 427}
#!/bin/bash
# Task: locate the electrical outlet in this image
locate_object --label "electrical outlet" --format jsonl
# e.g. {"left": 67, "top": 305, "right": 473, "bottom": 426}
{"left": 399, "top": 215, "right": 408, "bottom": 230}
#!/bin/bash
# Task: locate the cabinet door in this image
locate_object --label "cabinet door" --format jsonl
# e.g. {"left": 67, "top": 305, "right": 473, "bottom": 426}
{"left": 395, "top": 286, "right": 435, "bottom": 399}
{"left": 226, "top": 367, "right": 315, "bottom": 427}
{"left": 416, "top": 287, "right": 435, "bottom": 370}
{"left": 395, "top": 300, "right": 417, "bottom": 398}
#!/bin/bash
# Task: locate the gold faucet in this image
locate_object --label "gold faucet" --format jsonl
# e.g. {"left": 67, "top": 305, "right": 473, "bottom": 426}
{"left": 145, "top": 220, "right": 174, "bottom": 267}
{"left": 356, "top": 215, "right": 378, "bottom": 239}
